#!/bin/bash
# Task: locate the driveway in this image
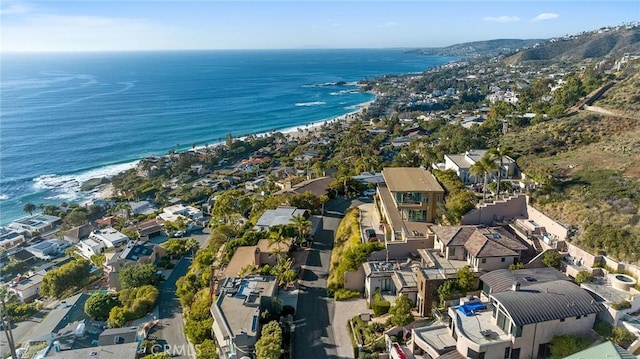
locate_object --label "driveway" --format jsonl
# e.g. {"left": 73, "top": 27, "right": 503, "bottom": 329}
{"left": 333, "top": 298, "right": 372, "bottom": 359}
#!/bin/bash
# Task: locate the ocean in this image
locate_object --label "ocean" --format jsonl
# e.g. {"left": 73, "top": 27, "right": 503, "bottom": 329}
{"left": 0, "top": 49, "right": 454, "bottom": 225}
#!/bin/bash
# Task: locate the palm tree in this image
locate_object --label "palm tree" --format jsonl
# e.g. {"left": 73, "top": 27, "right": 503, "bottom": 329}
{"left": 23, "top": 202, "right": 36, "bottom": 216}
{"left": 489, "top": 146, "right": 511, "bottom": 199}
{"left": 289, "top": 213, "right": 312, "bottom": 244}
{"left": 470, "top": 153, "right": 499, "bottom": 202}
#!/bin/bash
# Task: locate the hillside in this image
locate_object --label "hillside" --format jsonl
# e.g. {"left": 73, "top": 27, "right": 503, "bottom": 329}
{"left": 409, "top": 38, "right": 543, "bottom": 58}
{"left": 502, "top": 106, "right": 640, "bottom": 261}
{"left": 505, "top": 27, "right": 640, "bottom": 64}
{"left": 594, "top": 59, "right": 640, "bottom": 117}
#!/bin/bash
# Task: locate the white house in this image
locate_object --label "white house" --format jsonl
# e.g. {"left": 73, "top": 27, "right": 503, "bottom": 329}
{"left": 0, "top": 227, "right": 25, "bottom": 251}
{"left": 78, "top": 238, "right": 106, "bottom": 258}
{"left": 157, "top": 204, "right": 203, "bottom": 222}
{"left": 442, "top": 149, "right": 517, "bottom": 184}
{"left": 89, "top": 227, "right": 130, "bottom": 248}
{"left": 8, "top": 214, "right": 60, "bottom": 235}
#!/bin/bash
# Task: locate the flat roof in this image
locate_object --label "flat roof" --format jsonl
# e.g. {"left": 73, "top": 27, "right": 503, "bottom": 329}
{"left": 451, "top": 302, "right": 511, "bottom": 345}
{"left": 212, "top": 276, "right": 277, "bottom": 344}
{"left": 255, "top": 206, "right": 307, "bottom": 228}
{"left": 0, "top": 227, "right": 23, "bottom": 241}
{"left": 413, "top": 324, "right": 457, "bottom": 352}
{"left": 90, "top": 228, "right": 128, "bottom": 243}
{"left": 382, "top": 167, "right": 444, "bottom": 193}
{"left": 14, "top": 273, "right": 44, "bottom": 291}
{"left": 44, "top": 342, "right": 139, "bottom": 358}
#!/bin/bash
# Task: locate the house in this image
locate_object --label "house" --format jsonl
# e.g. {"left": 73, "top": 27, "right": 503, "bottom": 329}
{"left": 363, "top": 261, "right": 419, "bottom": 306}
{"left": 128, "top": 201, "right": 157, "bottom": 216}
{"left": 127, "top": 219, "right": 165, "bottom": 241}
{"left": 442, "top": 149, "right": 517, "bottom": 184}
{"left": 432, "top": 226, "right": 528, "bottom": 272}
{"left": 0, "top": 227, "right": 25, "bottom": 251}
{"left": 9, "top": 273, "right": 44, "bottom": 302}
{"left": 157, "top": 204, "right": 203, "bottom": 222}
{"left": 98, "top": 327, "right": 142, "bottom": 346}
{"left": 221, "top": 239, "right": 293, "bottom": 279}
{"left": 63, "top": 224, "right": 95, "bottom": 244}
{"left": 8, "top": 214, "right": 60, "bottom": 235}
{"left": 352, "top": 172, "right": 385, "bottom": 185}
{"left": 254, "top": 206, "right": 308, "bottom": 231}
{"left": 479, "top": 268, "right": 570, "bottom": 295}
{"left": 377, "top": 167, "right": 444, "bottom": 242}
{"left": 411, "top": 280, "right": 604, "bottom": 359}
{"left": 26, "top": 240, "right": 65, "bottom": 260}
{"left": 210, "top": 276, "right": 278, "bottom": 359}
{"left": 105, "top": 242, "right": 166, "bottom": 290}
{"left": 89, "top": 227, "right": 130, "bottom": 248}
{"left": 44, "top": 343, "right": 139, "bottom": 359}
{"left": 78, "top": 238, "right": 106, "bottom": 258}
{"left": 245, "top": 177, "right": 266, "bottom": 191}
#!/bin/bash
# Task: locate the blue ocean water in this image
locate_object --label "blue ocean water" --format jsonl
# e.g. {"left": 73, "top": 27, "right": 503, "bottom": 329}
{"left": 0, "top": 49, "right": 454, "bottom": 224}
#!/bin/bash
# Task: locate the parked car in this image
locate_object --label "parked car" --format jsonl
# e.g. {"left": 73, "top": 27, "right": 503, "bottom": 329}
{"left": 365, "top": 228, "right": 377, "bottom": 241}
{"left": 362, "top": 189, "right": 377, "bottom": 196}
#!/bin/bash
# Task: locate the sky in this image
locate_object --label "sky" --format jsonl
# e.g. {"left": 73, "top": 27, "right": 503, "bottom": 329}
{"left": 1, "top": 1, "right": 639, "bottom": 52}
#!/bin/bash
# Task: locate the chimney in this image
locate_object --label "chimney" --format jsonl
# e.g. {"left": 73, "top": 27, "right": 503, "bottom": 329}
{"left": 511, "top": 281, "right": 521, "bottom": 291}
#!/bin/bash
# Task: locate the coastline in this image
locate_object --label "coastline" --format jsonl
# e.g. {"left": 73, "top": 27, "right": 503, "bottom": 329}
{"left": 90, "top": 98, "right": 375, "bottom": 201}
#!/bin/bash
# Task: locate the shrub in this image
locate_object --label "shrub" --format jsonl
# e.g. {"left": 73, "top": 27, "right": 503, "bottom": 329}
{"left": 334, "top": 289, "right": 360, "bottom": 301}
{"left": 549, "top": 335, "right": 592, "bottom": 359}
{"left": 611, "top": 301, "right": 631, "bottom": 310}
{"left": 371, "top": 300, "right": 391, "bottom": 316}
{"left": 574, "top": 270, "right": 594, "bottom": 284}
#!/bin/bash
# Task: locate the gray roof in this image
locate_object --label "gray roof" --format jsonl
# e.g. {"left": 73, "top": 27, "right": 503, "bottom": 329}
{"left": 255, "top": 206, "right": 307, "bottom": 229}
{"left": 29, "top": 293, "right": 87, "bottom": 341}
{"left": 491, "top": 280, "right": 605, "bottom": 326}
{"left": 98, "top": 327, "right": 139, "bottom": 346}
{"left": 44, "top": 342, "right": 139, "bottom": 358}
{"left": 480, "top": 268, "right": 570, "bottom": 293}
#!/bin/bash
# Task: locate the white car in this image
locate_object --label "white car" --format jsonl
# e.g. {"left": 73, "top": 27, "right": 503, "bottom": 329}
{"left": 362, "top": 189, "right": 376, "bottom": 196}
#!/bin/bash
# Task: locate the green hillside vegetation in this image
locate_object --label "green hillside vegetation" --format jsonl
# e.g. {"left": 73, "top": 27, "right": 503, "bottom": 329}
{"left": 595, "top": 60, "right": 640, "bottom": 116}
{"left": 506, "top": 27, "right": 640, "bottom": 64}
{"left": 502, "top": 109, "right": 640, "bottom": 261}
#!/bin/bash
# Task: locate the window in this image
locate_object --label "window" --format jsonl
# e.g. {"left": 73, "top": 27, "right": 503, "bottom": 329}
{"left": 467, "top": 348, "right": 484, "bottom": 359}
{"left": 560, "top": 318, "right": 565, "bottom": 322}
{"left": 576, "top": 315, "right": 581, "bottom": 320}
{"left": 504, "top": 347, "right": 511, "bottom": 359}
{"left": 482, "top": 258, "right": 487, "bottom": 264}
{"left": 511, "top": 348, "right": 521, "bottom": 359}
{"left": 501, "top": 257, "right": 506, "bottom": 262}
{"left": 515, "top": 326, "right": 522, "bottom": 338}
{"left": 450, "top": 247, "right": 456, "bottom": 256}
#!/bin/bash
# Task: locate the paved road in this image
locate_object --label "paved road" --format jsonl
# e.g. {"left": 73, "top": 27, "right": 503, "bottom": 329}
{"left": 152, "top": 257, "right": 192, "bottom": 358}
{"left": 293, "top": 212, "right": 341, "bottom": 359}
{"left": 293, "top": 195, "right": 366, "bottom": 359}
{"left": 0, "top": 310, "right": 48, "bottom": 357}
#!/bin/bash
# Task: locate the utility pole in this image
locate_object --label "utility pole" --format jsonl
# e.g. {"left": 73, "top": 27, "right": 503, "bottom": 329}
{"left": 0, "top": 286, "right": 17, "bottom": 359}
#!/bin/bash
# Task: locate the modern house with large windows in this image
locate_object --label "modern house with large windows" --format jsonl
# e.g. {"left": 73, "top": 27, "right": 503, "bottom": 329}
{"left": 411, "top": 272, "right": 604, "bottom": 359}
{"left": 377, "top": 167, "right": 444, "bottom": 243}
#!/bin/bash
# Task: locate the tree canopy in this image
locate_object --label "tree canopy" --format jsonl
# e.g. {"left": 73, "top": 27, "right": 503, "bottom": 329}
{"left": 84, "top": 293, "right": 120, "bottom": 321}
{"left": 255, "top": 320, "right": 282, "bottom": 359}
{"left": 119, "top": 263, "right": 159, "bottom": 289}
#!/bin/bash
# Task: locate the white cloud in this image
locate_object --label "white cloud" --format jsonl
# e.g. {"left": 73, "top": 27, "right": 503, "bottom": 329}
{"left": 483, "top": 16, "right": 521, "bottom": 23}
{"left": 0, "top": 2, "right": 31, "bottom": 15}
{"left": 385, "top": 21, "right": 397, "bottom": 27}
{"left": 531, "top": 13, "right": 560, "bottom": 22}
